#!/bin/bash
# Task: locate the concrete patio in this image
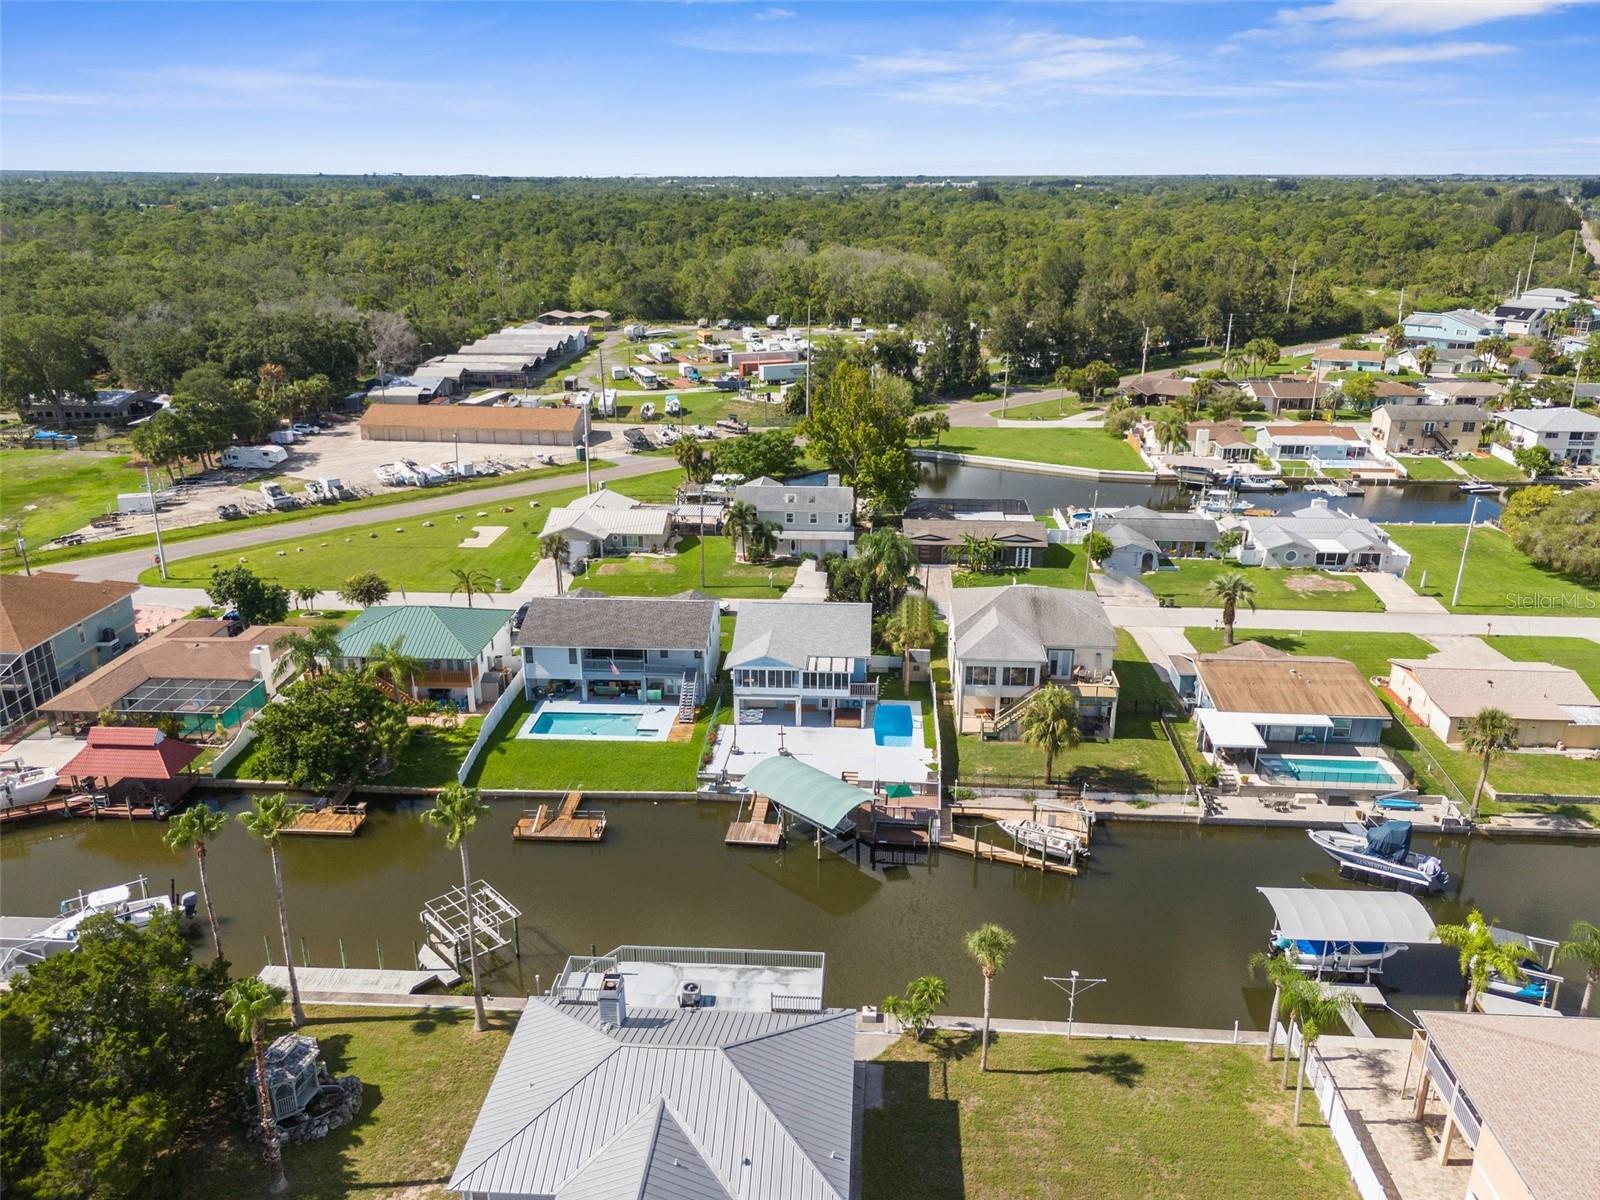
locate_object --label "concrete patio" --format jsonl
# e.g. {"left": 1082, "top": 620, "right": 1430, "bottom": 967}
{"left": 705, "top": 720, "right": 933, "bottom": 790}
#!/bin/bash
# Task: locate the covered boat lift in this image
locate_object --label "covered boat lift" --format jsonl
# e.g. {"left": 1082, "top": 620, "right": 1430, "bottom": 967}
{"left": 1257, "top": 886, "right": 1437, "bottom": 985}
{"left": 740, "top": 755, "right": 871, "bottom": 858}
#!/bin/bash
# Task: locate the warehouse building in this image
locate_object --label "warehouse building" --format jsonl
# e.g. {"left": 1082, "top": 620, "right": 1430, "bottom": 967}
{"left": 359, "top": 404, "right": 584, "bottom": 447}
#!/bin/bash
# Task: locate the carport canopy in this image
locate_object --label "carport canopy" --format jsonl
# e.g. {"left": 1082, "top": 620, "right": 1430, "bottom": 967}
{"left": 1196, "top": 708, "right": 1267, "bottom": 750}
{"left": 742, "top": 754, "right": 869, "bottom": 834}
{"left": 1257, "top": 887, "right": 1438, "bottom": 944}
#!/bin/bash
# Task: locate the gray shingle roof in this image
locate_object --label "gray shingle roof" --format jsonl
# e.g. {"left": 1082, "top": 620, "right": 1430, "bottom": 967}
{"left": 1500, "top": 406, "right": 1600, "bottom": 433}
{"left": 950, "top": 585, "right": 1117, "bottom": 663}
{"left": 1101, "top": 506, "right": 1221, "bottom": 545}
{"left": 726, "top": 602, "right": 872, "bottom": 670}
{"left": 734, "top": 478, "right": 855, "bottom": 515}
{"left": 514, "top": 595, "right": 717, "bottom": 652}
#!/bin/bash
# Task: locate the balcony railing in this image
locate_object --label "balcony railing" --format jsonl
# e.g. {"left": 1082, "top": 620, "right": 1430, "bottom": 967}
{"left": 1068, "top": 670, "right": 1120, "bottom": 700}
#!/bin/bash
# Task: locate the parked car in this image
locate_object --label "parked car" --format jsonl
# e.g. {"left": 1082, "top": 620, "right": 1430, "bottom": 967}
{"left": 512, "top": 601, "right": 532, "bottom": 633}
{"left": 290, "top": 423, "right": 319, "bottom": 437}
{"left": 216, "top": 503, "right": 245, "bottom": 520}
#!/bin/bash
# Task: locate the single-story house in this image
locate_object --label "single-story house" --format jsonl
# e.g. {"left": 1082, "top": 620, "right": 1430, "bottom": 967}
{"left": 1193, "top": 641, "right": 1391, "bottom": 757}
{"left": 1119, "top": 374, "right": 1197, "bottom": 404}
{"left": 543, "top": 490, "right": 676, "bottom": 564}
{"left": 949, "top": 585, "right": 1119, "bottom": 740}
{"left": 1, "top": 575, "right": 138, "bottom": 731}
{"left": 732, "top": 476, "right": 857, "bottom": 560}
{"left": 1311, "top": 348, "right": 1385, "bottom": 373}
{"left": 1240, "top": 378, "right": 1325, "bottom": 415}
{"left": 515, "top": 593, "right": 720, "bottom": 704}
{"left": 1394, "top": 347, "right": 1489, "bottom": 377}
{"left": 449, "top": 944, "right": 853, "bottom": 1200}
{"left": 1098, "top": 506, "right": 1221, "bottom": 574}
{"left": 1187, "top": 420, "right": 1256, "bottom": 462}
{"left": 1421, "top": 379, "right": 1505, "bottom": 406}
{"left": 19, "top": 389, "right": 166, "bottom": 427}
{"left": 1402, "top": 309, "right": 1500, "bottom": 351}
{"left": 1389, "top": 645, "right": 1600, "bottom": 750}
{"left": 359, "top": 403, "right": 583, "bottom": 447}
{"left": 1371, "top": 404, "right": 1487, "bottom": 455}
{"left": 37, "top": 619, "right": 296, "bottom": 734}
{"left": 1367, "top": 378, "right": 1426, "bottom": 402}
{"left": 1493, "top": 406, "right": 1600, "bottom": 466}
{"left": 903, "top": 496, "right": 1032, "bottom": 520}
{"left": 902, "top": 517, "right": 1048, "bottom": 567}
{"left": 1237, "top": 498, "right": 1412, "bottom": 574}
{"left": 336, "top": 605, "right": 516, "bottom": 712}
{"left": 1256, "top": 422, "right": 1374, "bottom": 466}
{"left": 727, "top": 601, "right": 875, "bottom": 727}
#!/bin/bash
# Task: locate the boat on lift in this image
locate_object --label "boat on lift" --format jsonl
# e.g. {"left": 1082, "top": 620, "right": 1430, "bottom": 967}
{"left": 1196, "top": 488, "right": 1249, "bottom": 515}
{"left": 1257, "top": 886, "right": 1438, "bottom": 981}
{"left": 1458, "top": 481, "right": 1498, "bottom": 494}
{"left": 998, "top": 817, "right": 1091, "bottom": 862}
{"left": 1, "top": 760, "right": 58, "bottom": 807}
{"left": 1307, "top": 819, "right": 1448, "bottom": 893}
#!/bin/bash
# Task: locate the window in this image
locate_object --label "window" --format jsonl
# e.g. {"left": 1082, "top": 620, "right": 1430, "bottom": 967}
{"left": 785, "top": 512, "right": 794, "bottom": 525}
{"left": 658, "top": 650, "right": 669, "bottom": 659}
{"left": 693, "top": 650, "right": 703, "bottom": 659}
{"left": 964, "top": 665, "right": 997, "bottom": 686}
{"left": 1003, "top": 666, "right": 1035, "bottom": 687}
{"left": 1461, "top": 422, "right": 1475, "bottom": 432}
{"left": 1330, "top": 717, "right": 1353, "bottom": 741}
{"left": 836, "top": 512, "right": 846, "bottom": 525}
{"left": 809, "top": 513, "right": 818, "bottom": 525}
{"left": 568, "top": 648, "right": 578, "bottom": 664}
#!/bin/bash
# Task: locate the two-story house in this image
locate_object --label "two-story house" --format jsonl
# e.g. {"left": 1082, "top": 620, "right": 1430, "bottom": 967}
{"left": 515, "top": 593, "right": 720, "bottom": 705}
{"left": 726, "top": 601, "right": 875, "bottom": 726}
{"left": 949, "top": 585, "right": 1119, "bottom": 741}
{"left": 336, "top": 605, "right": 517, "bottom": 712}
{"left": 732, "top": 476, "right": 857, "bottom": 560}
{"left": 1370, "top": 404, "right": 1486, "bottom": 455}
{"left": 1401, "top": 309, "right": 1500, "bottom": 351}
{"left": 0, "top": 575, "right": 139, "bottom": 731}
{"left": 1494, "top": 406, "right": 1600, "bottom": 466}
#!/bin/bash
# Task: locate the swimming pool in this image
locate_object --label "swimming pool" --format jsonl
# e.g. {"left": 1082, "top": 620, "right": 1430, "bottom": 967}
{"left": 517, "top": 701, "right": 675, "bottom": 742}
{"left": 873, "top": 702, "right": 915, "bottom": 748}
{"left": 1261, "top": 754, "right": 1401, "bottom": 786}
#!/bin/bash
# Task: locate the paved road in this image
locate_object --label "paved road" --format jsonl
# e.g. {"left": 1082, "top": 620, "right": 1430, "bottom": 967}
{"left": 1104, "top": 605, "right": 1600, "bottom": 639}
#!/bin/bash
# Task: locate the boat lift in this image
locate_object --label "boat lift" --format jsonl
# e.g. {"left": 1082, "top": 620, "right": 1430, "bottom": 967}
{"left": 1257, "top": 886, "right": 1438, "bottom": 983}
{"left": 419, "top": 880, "right": 521, "bottom": 977}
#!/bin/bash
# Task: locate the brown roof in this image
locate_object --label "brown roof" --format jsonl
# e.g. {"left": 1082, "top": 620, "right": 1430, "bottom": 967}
{"left": 0, "top": 574, "right": 137, "bottom": 653}
{"left": 1186, "top": 420, "right": 1252, "bottom": 446}
{"left": 1369, "top": 378, "right": 1424, "bottom": 398}
{"left": 1262, "top": 421, "right": 1359, "bottom": 441}
{"left": 1195, "top": 642, "right": 1388, "bottom": 718}
{"left": 1417, "top": 1012, "right": 1600, "bottom": 1200}
{"left": 61, "top": 726, "right": 203, "bottom": 784}
{"left": 360, "top": 404, "right": 582, "bottom": 435}
{"left": 1119, "top": 374, "right": 1196, "bottom": 398}
{"left": 1242, "top": 379, "right": 1322, "bottom": 401}
{"left": 38, "top": 622, "right": 297, "bottom": 715}
{"left": 901, "top": 519, "right": 1048, "bottom": 548}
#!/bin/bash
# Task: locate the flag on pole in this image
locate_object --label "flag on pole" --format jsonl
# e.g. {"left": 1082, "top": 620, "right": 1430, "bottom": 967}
{"left": 610, "top": 657, "right": 620, "bottom": 677}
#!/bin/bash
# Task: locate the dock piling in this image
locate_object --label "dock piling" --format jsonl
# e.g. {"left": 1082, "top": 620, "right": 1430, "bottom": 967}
{"left": 339, "top": 938, "right": 348, "bottom": 969}
{"left": 262, "top": 934, "right": 273, "bottom": 966}
{"left": 299, "top": 936, "right": 309, "bottom": 967}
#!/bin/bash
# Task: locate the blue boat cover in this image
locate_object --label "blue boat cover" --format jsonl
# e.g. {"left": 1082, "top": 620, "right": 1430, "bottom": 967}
{"left": 1365, "top": 820, "right": 1413, "bottom": 862}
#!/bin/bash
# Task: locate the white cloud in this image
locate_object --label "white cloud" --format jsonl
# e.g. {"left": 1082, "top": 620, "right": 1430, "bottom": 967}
{"left": 1322, "top": 39, "right": 1514, "bottom": 68}
{"left": 1276, "top": 0, "right": 1588, "bottom": 35}
{"left": 751, "top": 7, "right": 795, "bottom": 20}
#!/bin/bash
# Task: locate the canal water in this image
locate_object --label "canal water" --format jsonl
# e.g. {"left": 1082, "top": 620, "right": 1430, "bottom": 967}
{"left": 3, "top": 797, "right": 1593, "bottom": 1031}
{"left": 917, "top": 461, "right": 1503, "bottom": 524}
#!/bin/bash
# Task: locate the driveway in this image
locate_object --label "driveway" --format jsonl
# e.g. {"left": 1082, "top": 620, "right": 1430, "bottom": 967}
{"left": 1090, "top": 569, "right": 1158, "bottom": 606}
{"left": 1359, "top": 571, "right": 1447, "bottom": 615}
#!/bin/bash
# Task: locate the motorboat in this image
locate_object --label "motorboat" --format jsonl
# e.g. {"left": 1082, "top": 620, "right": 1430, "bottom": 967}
{"left": 1, "top": 761, "right": 59, "bottom": 807}
{"left": 1233, "top": 476, "right": 1287, "bottom": 492}
{"left": 1307, "top": 819, "right": 1448, "bottom": 893}
{"left": 998, "top": 818, "right": 1091, "bottom": 862}
{"left": 1196, "top": 488, "right": 1249, "bottom": 514}
{"left": 1257, "top": 886, "right": 1438, "bottom": 982}
{"left": 1458, "top": 481, "right": 1498, "bottom": 494}
{"left": 1271, "top": 935, "right": 1406, "bottom": 975}
{"left": 47, "top": 878, "right": 198, "bottom": 940}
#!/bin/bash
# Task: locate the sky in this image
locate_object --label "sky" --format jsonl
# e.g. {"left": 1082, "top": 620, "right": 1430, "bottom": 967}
{"left": 2, "top": 0, "right": 1598, "bottom": 176}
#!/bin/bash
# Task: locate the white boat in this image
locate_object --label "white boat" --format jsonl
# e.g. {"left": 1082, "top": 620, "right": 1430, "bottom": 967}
{"left": 1, "top": 762, "right": 58, "bottom": 807}
{"left": 1307, "top": 820, "right": 1448, "bottom": 893}
{"left": 998, "top": 818, "right": 1090, "bottom": 862}
{"left": 1458, "top": 481, "right": 1498, "bottom": 494}
{"left": 1196, "top": 488, "right": 1248, "bottom": 514}
{"left": 1271, "top": 934, "right": 1406, "bottom": 974}
{"left": 1233, "top": 476, "right": 1286, "bottom": 492}
{"left": 46, "top": 878, "right": 198, "bottom": 941}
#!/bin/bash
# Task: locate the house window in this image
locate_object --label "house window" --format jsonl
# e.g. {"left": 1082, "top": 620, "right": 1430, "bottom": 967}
{"left": 658, "top": 650, "right": 669, "bottom": 659}
{"left": 568, "top": 648, "right": 578, "bottom": 664}
{"left": 964, "top": 665, "right": 996, "bottom": 686}
{"left": 1330, "top": 717, "right": 1353, "bottom": 741}
{"left": 1461, "top": 422, "right": 1475, "bottom": 432}
{"left": 809, "top": 513, "right": 818, "bottom": 525}
{"left": 1003, "top": 666, "right": 1035, "bottom": 687}
{"left": 836, "top": 513, "right": 846, "bottom": 525}
{"left": 785, "top": 512, "right": 794, "bottom": 524}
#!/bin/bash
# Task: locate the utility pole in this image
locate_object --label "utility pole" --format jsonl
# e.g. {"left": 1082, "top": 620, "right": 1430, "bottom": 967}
{"left": 1451, "top": 495, "right": 1479, "bottom": 609}
{"left": 1222, "top": 312, "right": 1235, "bottom": 361}
{"left": 1082, "top": 489, "right": 1099, "bottom": 588}
{"left": 1140, "top": 324, "right": 1150, "bottom": 375}
{"left": 588, "top": 341, "right": 601, "bottom": 495}
{"left": 1000, "top": 356, "right": 1011, "bottom": 413}
{"left": 1570, "top": 228, "right": 1581, "bottom": 274}
{"left": 1525, "top": 234, "right": 1539, "bottom": 293}
{"left": 1285, "top": 258, "right": 1298, "bottom": 314}
{"left": 1397, "top": 286, "right": 1405, "bottom": 325}
{"left": 804, "top": 304, "right": 813, "bottom": 420}
{"left": 1044, "top": 970, "right": 1106, "bottom": 1039}
{"left": 145, "top": 466, "right": 168, "bottom": 581}
{"left": 14, "top": 533, "right": 30, "bottom": 576}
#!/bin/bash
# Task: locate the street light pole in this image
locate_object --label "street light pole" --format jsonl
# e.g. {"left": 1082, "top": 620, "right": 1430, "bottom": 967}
{"left": 145, "top": 466, "right": 168, "bottom": 582}
{"left": 1044, "top": 970, "right": 1106, "bottom": 1039}
{"left": 1451, "top": 495, "right": 1479, "bottom": 609}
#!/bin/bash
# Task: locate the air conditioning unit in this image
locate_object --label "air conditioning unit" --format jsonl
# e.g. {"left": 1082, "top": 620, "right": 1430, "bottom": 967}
{"left": 678, "top": 981, "right": 702, "bottom": 1009}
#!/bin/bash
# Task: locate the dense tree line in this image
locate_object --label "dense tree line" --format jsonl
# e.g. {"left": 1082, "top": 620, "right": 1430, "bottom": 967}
{"left": 0, "top": 174, "right": 1592, "bottom": 403}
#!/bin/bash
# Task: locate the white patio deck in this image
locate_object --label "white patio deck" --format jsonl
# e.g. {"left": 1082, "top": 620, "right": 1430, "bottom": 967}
{"left": 706, "top": 720, "right": 934, "bottom": 790}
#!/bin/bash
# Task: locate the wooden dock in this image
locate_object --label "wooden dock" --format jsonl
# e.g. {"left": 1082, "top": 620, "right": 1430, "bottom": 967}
{"left": 283, "top": 802, "right": 368, "bottom": 837}
{"left": 939, "top": 829, "right": 1080, "bottom": 875}
{"left": 514, "top": 791, "right": 606, "bottom": 842}
{"left": 726, "top": 795, "right": 783, "bottom": 847}
{"left": 0, "top": 794, "right": 95, "bottom": 828}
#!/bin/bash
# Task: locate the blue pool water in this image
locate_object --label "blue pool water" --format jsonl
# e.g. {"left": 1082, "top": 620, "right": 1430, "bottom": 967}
{"left": 1267, "top": 755, "right": 1399, "bottom": 785}
{"left": 873, "top": 702, "right": 915, "bottom": 748}
{"left": 530, "top": 711, "right": 649, "bottom": 738}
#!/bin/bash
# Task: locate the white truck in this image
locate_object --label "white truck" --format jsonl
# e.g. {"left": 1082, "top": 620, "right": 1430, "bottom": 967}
{"left": 765, "top": 314, "right": 782, "bottom": 329}
{"left": 222, "top": 445, "right": 289, "bottom": 470}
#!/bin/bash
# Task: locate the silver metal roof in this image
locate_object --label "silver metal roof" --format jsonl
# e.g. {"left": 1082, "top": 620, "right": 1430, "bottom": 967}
{"left": 726, "top": 602, "right": 872, "bottom": 670}
{"left": 1257, "top": 887, "right": 1437, "bottom": 944}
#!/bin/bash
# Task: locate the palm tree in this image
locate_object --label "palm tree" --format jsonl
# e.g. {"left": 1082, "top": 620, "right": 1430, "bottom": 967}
{"left": 273, "top": 621, "right": 341, "bottom": 679}
{"left": 1460, "top": 707, "right": 1517, "bottom": 819}
{"left": 726, "top": 499, "right": 759, "bottom": 562}
{"left": 294, "top": 584, "right": 319, "bottom": 614}
{"left": 363, "top": 635, "right": 425, "bottom": 700}
{"left": 1205, "top": 571, "right": 1257, "bottom": 646}
{"left": 368, "top": 708, "right": 413, "bottom": 775}
{"left": 957, "top": 531, "right": 992, "bottom": 575}
{"left": 1292, "top": 985, "right": 1354, "bottom": 1124}
{"left": 745, "top": 519, "right": 780, "bottom": 564}
{"left": 423, "top": 784, "right": 493, "bottom": 1031}
{"left": 448, "top": 567, "right": 495, "bottom": 608}
{"left": 1247, "top": 946, "right": 1303, "bottom": 1063}
{"left": 538, "top": 532, "right": 570, "bottom": 595}
{"left": 964, "top": 922, "right": 1017, "bottom": 1072}
{"left": 163, "top": 804, "right": 228, "bottom": 960}
{"left": 1017, "top": 685, "right": 1081, "bottom": 784}
{"left": 238, "top": 795, "right": 310, "bottom": 1027}
{"left": 1152, "top": 407, "right": 1188, "bottom": 452}
{"left": 1417, "top": 345, "right": 1437, "bottom": 377}
{"left": 1433, "top": 909, "right": 1536, "bottom": 1011}
{"left": 1557, "top": 920, "right": 1600, "bottom": 1015}
{"left": 674, "top": 438, "right": 714, "bottom": 588}
{"left": 856, "top": 528, "right": 922, "bottom": 611}
{"left": 225, "top": 977, "right": 290, "bottom": 1194}
{"left": 882, "top": 595, "right": 936, "bottom": 689}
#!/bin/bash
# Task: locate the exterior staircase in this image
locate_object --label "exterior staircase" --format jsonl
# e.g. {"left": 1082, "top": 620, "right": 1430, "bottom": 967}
{"left": 985, "top": 682, "right": 1050, "bottom": 738}
{"left": 676, "top": 672, "right": 697, "bottom": 725}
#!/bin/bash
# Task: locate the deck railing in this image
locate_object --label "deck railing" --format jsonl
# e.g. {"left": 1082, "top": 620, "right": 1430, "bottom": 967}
{"left": 770, "top": 993, "right": 825, "bottom": 1013}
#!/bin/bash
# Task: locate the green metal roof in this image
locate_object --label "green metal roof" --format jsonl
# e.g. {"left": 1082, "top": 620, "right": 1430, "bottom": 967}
{"left": 336, "top": 605, "right": 513, "bottom": 662}
{"left": 742, "top": 755, "right": 869, "bottom": 834}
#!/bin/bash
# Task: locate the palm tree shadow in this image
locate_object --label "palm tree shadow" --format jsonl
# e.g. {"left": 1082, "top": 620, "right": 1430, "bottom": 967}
{"left": 993, "top": 1049, "right": 1146, "bottom": 1089}
{"left": 927, "top": 1030, "right": 980, "bottom": 1099}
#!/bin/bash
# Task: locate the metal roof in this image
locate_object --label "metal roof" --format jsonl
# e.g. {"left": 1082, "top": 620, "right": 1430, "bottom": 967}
{"left": 742, "top": 755, "right": 868, "bottom": 833}
{"left": 1257, "top": 887, "right": 1437, "bottom": 944}
{"left": 734, "top": 477, "right": 855, "bottom": 516}
{"left": 336, "top": 605, "right": 511, "bottom": 662}
{"left": 726, "top": 602, "right": 871, "bottom": 670}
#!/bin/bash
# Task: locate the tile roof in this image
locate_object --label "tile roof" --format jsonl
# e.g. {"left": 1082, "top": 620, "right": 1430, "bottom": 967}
{"left": 0, "top": 574, "right": 136, "bottom": 653}
{"left": 950, "top": 585, "right": 1117, "bottom": 664}
{"left": 336, "top": 605, "right": 511, "bottom": 661}
{"left": 60, "top": 726, "right": 202, "bottom": 784}
{"left": 727, "top": 601, "right": 872, "bottom": 670}
{"left": 514, "top": 595, "right": 717, "bottom": 652}
{"left": 1195, "top": 642, "right": 1388, "bottom": 718}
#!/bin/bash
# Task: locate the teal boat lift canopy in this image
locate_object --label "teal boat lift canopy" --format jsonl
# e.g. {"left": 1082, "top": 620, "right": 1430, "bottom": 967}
{"left": 742, "top": 755, "right": 870, "bottom": 834}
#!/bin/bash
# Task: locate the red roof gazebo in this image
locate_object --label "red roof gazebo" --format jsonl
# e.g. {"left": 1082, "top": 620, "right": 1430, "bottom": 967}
{"left": 61, "top": 727, "right": 203, "bottom": 818}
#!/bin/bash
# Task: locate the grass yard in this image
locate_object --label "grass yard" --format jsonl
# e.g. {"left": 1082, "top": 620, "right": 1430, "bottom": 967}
{"left": 0, "top": 448, "right": 148, "bottom": 549}
{"left": 991, "top": 395, "right": 1085, "bottom": 421}
{"left": 864, "top": 1031, "right": 1356, "bottom": 1200}
{"left": 1459, "top": 453, "right": 1526, "bottom": 481}
{"left": 577, "top": 534, "right": 795, "bottom": 599}
{"left": 384, "top": 717, "right": 485, "bottom": 788}
{"left": 1183, "top": 628, "right": 1434, "bottom": 683}
{"left": 1143, "top": 560, "right": 1383, "bottom": 612}
{"left": 1383, "top": 523, "right": 1598, "bottom": 614}
{"left": 1381, "top": 708, "right": 1600, "bottom": 807}
{"left": 178, "top": 1005, "right": 512, "bottom": 1200}
{"left": 937, "top": 426, "right": 1147, "bottom": 471}
{"left": 952, "top": 542, "right": 1090, "bottom": 590}
{"left": 467, "top": 685, "right": 726, "bottom": 792}
{"left": 1487, "top": 635, "right": 1600, "bottom": 694}
{"left": 1397, "top": 455, "right": 1460, "bottom": 481}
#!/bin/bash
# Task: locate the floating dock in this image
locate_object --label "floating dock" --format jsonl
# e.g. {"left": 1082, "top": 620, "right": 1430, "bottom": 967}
{"left": 283, "top": 802, "right": 368, "bottom": 837}
{"left": 726, "top": 795, "right": 783, "bottom": 847}
{"left": 514, "top": 791, "right": 606, "bottom": 842}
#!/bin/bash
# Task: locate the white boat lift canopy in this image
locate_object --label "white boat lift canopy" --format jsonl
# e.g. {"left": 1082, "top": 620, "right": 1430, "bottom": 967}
{"left": 1258, "top": 887, "right": 1437, "bottom": 944}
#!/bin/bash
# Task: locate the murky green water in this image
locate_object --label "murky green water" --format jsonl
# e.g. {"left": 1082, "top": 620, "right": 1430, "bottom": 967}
{"left": 3, "top": 796, "right": 1595, "bottom": 1029}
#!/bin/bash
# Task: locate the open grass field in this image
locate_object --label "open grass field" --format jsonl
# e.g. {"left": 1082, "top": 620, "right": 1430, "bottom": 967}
{"left": 1142, "top": 561, "right": 1383, "bottom": 612}
{"left": 952, "top": 542, "right": 1090, "bottom": 590}
{"left": 577, "top": 534, "right": 795, "bottom": 599}
{"left": 1383, "top": 523, "right": 1598, "bottom": 614}
{"left": 1183, "top": 628, "right": 1435, "bottom": 683}
{"left": 178, "top": 1005, "right": 512, "bottom": 1200}
{"left": 937, "top": 426, "right": 1147, "bottom": 471}
{"left": 864, "top": 1031, "right": 1356, "bottom": 1200}
{"left": 990, "top": 395, "right": 1085, "bottom": 421}
{"left": 1487, "top": 635, "right": 1600, "bottom": 694}
{"left": 0, "top": 448, "right": 148, "bottom": 549}
{"left": 1458, "top": 453, "right": 1526, "bottom": 481}
{"left": 140, "top": 466, "right": 685, "bottom": 592}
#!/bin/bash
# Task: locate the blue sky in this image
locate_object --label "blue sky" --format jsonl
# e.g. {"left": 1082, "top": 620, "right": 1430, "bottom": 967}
{"left": 3, "top": 0, "right": 1597, "bottom": 175}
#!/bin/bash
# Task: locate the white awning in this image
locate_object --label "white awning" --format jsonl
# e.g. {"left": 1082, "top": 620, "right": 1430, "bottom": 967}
{"left": 1234, "top": 711, "right": 1334, "bottom": 729}
{"left": 1257, "top": 887, "right": 1437, "bottom": 944}
{"left": 1197, "top": 708, "right": 1266, "bottom": 750}
{"left": 1311, "top": 538, "right": 1351, "bottom": 554}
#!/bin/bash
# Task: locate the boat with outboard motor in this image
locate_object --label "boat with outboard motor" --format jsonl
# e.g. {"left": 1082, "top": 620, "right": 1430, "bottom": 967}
{"left": 1257, "top": 886, "right": 1438, "bottom": 981}
{"left": 1, "top": 760, "right": 59, "bottom": 807}
{"left": 1307, "top": 819, "right": 1448, "bottom": 893}
{"left": 998, "top": 818, "right": 1091, "bottom": 863}
{"left": 0, "top": 876, "right": 199, "bottom": 985}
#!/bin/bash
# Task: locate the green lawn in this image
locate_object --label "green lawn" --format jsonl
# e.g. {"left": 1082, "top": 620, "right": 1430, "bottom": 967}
{"left": 1183, "top": 628, "right": 1435, "bottom": 683}
{"left": 1397, "top": 455, "right": 1459, "bottom": 481}
{"left": 991, "top": 395, "right": 1085, "bottom": 421}
{"left": 578, "top": 535, "right": 795, "bottom": 599}
{"left": 0, "top": 448, "right": 147, "bottom": 552}
{"left": 1382, "top": 706, "right": 1600, "bottom": 805}
{"left": 1142, "top": 561, "right": 1383, "bottom": 612}
{"left": 467, "top": 686, "right": 725, "bottom": 792}
{"left": 953, "top": 542, "right": 1090, "bottom": 590}
{"left": 1383, "top": 524, "right": 1598, "bottom": 614}
{"left": 178, "top": 1005, "right": 512, "bottom": 1200}
{"left": 937, "top": 426, "right": 1147, "bottom": 471}
{"left": 384, "top": 717, "right": 485, "bottom": 788}
{"left": 141, "top": 467, "right": 685, "bottom": 593}
{"left": 1458, "top": 453, "right": 1525, "bottom": 481}
{"left": 1487, "top": 635, "right": 1600, "bottom": 693}
{"left": 865, "top": 1032, "right": 1356, "bottom": 1200}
